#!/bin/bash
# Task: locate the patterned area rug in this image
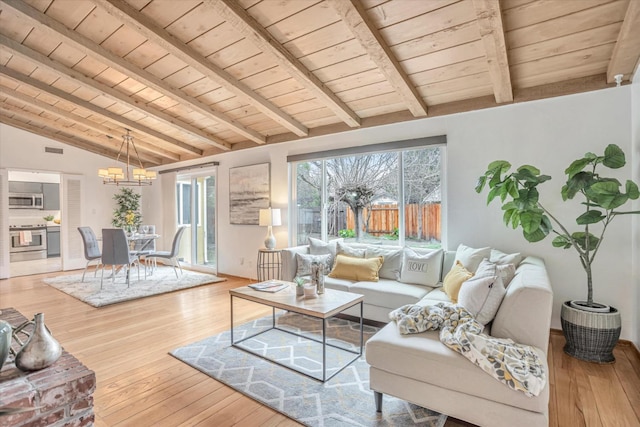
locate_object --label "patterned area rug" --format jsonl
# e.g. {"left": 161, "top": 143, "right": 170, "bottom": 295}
{"left": 171, "top": 313, "right": 447, "bottom": 427}
{"left": 44, "top": 266, "right": 225, "bottom": 307}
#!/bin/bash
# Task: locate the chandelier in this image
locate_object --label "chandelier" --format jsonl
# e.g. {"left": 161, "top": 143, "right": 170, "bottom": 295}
{"left": 98, "top": 129, "right": 156, "bottom": 186}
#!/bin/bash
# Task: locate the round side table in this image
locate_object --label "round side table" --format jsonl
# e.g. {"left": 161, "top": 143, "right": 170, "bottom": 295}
{"left": 257, "top": 249, "right": 282, "bottom": 281}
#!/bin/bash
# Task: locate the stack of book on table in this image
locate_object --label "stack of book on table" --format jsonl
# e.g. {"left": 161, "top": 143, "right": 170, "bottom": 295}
{"left": 249, "top": 280, "right": 290, "bottom": 293}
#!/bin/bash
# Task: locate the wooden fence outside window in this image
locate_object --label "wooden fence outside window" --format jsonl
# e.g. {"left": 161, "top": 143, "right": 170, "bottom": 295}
{"left": 345, "top": 203, "right": 441, "bottom": 242}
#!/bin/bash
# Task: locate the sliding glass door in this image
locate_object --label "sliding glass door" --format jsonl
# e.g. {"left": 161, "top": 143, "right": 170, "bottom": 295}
{"left": 176, "top": 171, "right": 217, "bottom": 272}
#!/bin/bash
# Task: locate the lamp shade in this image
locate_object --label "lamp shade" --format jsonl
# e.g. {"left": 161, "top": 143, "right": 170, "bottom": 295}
{"left": 259, "top": 208, "right": 281, "bottom": 227}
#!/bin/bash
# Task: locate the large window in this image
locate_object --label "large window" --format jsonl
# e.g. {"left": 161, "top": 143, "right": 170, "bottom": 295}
{"left": 291, "top": 141, "right": 443, "bottom": 248}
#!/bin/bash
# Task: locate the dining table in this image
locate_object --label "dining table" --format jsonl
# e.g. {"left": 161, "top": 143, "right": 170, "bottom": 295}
{"left": 127, "top": 233, "right": 160, "bottom": 278}
{"left": 127, "top": 232, "right": 160, "bottom": 252}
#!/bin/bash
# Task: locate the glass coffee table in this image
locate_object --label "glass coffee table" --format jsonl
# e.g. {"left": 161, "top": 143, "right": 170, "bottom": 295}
{"left": 229, "top": 282, "right": 364, "bottom": 382}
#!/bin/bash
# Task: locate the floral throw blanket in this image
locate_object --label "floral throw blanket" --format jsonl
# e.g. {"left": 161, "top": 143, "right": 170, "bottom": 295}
{"left": 389, "top": 303, "right": 546, "bottom": 397}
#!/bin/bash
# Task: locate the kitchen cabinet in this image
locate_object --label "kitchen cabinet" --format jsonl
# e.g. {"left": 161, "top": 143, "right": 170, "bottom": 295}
{"left": 43, "top": 183, "right": 60, "bottom": 210}
{"left": 47, "top": 226, "right": 61, "bottom": 258}
{"left": 9, "top": 181, "right": 43, "bottom": 193}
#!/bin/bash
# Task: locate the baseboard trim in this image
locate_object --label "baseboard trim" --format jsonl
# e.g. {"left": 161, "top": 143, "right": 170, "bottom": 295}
{"left": 550, "top": 328, "right": 640, "bottom": 358}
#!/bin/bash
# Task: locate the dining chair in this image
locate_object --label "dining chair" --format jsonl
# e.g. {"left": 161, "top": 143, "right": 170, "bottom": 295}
{"left": 100, "top": 228, "right": 139, "bottom": 289}
{"left": 146, "top": 226, "right": 187, "bottom": 279}
{"left": 78, "top": 227, "right": 102, "bottom": 282}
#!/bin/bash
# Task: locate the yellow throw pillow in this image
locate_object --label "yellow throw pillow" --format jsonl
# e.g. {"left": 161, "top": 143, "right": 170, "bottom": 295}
{"left": 328, "top": 254, "right": 384, "bottom": 282}
{"left": 443, "top": 261, "right": 474, "bottom": 302}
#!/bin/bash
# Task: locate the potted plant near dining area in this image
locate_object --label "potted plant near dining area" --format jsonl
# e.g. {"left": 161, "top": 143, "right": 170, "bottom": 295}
{"left": 112, "top": 188, "right": 142, "bottom": 234}
{"left": 475, "top": 144, "right": 639, "bottom": 363}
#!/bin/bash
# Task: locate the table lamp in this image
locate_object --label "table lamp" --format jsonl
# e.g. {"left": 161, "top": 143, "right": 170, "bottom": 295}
{"left": 259, "top": 207, "right": 281, "bottom": 250}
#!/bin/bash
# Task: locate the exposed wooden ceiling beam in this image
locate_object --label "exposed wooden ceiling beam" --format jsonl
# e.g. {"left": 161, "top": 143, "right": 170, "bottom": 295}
{"left": 0, "top": 0, "right": 238, "bottom": 149}
{"left": 327, "top": 0, "right": 428, "bottom": 117}
{"left": 0, "top": 64, "right": 204, "bottom": 157}
{"left": 264, "top": 74, "right": 609, "bottom": 145}
{"left": 1, "top": 87, "right": 181, "bottom": 162}
{"left": 209, "top": 0, "right": 362, "bottom": 128}
{"left": 0, "top": 114, "right": 123, "bottom": 162}
{"left": 607, "top": 0, "right": 640, "bottom": 83}
{"left": 472, "top": 0, "right": 513, "bottom": 103}
{"left": 0, "top": 35, "right": 215, "bottom": 155}
{"left": 0, "top": 103, "right": 164, "bottom": 165}
{"left": 93, "top": 0, "right": 308, "bottom": 138}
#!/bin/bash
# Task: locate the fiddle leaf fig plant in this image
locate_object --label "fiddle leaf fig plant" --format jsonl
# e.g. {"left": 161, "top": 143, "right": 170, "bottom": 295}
{"left": 475, "top": 144, "right": 639, "bottom": 308}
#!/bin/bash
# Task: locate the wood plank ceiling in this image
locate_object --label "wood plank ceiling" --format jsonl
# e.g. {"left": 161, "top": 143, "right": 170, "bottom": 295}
{"left": 0, "top": 0, "right": 639, "bottom": 167}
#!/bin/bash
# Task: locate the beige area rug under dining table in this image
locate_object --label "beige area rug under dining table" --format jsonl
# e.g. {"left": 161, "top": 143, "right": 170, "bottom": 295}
{"left": 44, "top": 266, "right": 225, "bottom": 307}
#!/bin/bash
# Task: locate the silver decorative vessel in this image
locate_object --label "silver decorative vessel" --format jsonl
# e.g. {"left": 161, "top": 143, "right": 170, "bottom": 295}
{"left": 0, "top": 319, "right": 11, "bottom": 370}
{"left": 15, "top": 313, "right": 62, "bottom": 371}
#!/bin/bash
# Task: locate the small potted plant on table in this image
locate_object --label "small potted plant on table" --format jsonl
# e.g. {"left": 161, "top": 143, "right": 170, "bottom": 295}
{"left": 293, "top": 277, "right": 305, "bottom": 296}
{"left": 476, "top": 144, "right": 639, "bottom": 363}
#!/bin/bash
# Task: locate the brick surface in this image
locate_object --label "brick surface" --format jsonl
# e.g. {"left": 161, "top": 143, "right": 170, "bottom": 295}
{"left": 20, "top": 409, "right": 64, "bottom": 427}
{"left": 61, "top": 413, "right": 95, "bottom": 427}
{"left": 69, "top": 396, "right": 93, "bottom": 416}
{"left": 0, "top": 409, "right": 37, "bottom": 427}
{"left": 0, "top": 308, "right": 96, "bottom": 427}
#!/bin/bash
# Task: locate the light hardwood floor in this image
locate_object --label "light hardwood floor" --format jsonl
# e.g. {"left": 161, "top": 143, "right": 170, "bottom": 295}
{"left": 1, "top": 270, "right": 638, "bottom": 427}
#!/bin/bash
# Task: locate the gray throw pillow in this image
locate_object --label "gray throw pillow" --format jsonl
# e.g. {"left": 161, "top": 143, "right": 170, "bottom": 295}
{"left": 366, "top": 247, "right": 403, "bottom": 280}
{"left": 336, "top": 241, "right": 366, "bottom": 258}
{"left": 296, "top": 253, "right": 332, "bottom": 277}
{"left": 457, "top": 259, "right": 506, "bottom": 325}
{"left": 308, "top": 237, "right": 342, "bottom": 266}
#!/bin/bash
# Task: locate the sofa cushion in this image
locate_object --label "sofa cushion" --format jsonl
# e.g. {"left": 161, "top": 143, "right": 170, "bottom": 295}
{"left": 453, "top": 244, "right": 491, "bottom": 273}
{"left": 336, "top": 241, "right": 366, "bottom": 258}
{"left": 329, "top": 254, "right": 383, "bottom": 281}
{"left": 295, "top": 253, "right": 332, "bottom": 277}
{"left": 308, "top": 237, "right": 342, "bottom": 266}
{"left": 443, "top": 261, "right": 473, "bottom": 302}
{"left": 421, "top": 288, "right": 451, "bottom": 303}
{"left": 350, "top": 280, "right": 431, "bottom": 310}
{"left": 490, "top": 249, "right": 523, "bottom": 269}
{"left": 398, "top": 248, "right": 443, "bottom": 287}
{"left": 491, "top": 257, "right": 554, "bottom": 352}
{"left": 322, "top": 275, "right": 355, "bottom": 293}
{"left": 365, "top": 323, "right": 549, "bottom": 413}
{"left": 366, "top": 246, "right": 403, "bottom": 280}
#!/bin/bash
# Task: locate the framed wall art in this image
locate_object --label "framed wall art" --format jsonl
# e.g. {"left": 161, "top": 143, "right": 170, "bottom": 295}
{"left": 229, "top": 162, "right": 270, "bottom": 225}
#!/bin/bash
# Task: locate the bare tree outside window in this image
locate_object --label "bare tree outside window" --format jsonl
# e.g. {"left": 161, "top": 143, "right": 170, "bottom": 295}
{"left": 293, "top": 147, "right": 442, "bottom": 247}
{"left": 327, "top": 153, "right": 397, "bottom": 241}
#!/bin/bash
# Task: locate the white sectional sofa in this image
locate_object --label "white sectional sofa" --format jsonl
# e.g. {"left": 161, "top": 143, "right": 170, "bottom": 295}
{"left": 281, "top": 241, "right": 553, "bottom": 427}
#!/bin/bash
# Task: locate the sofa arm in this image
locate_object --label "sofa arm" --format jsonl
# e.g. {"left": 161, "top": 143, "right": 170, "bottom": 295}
{"left": 491, "top": 256, "right": 553, "bottom": 354}
{"left": 281, "top": 245, "right": 309, "bottom": 281}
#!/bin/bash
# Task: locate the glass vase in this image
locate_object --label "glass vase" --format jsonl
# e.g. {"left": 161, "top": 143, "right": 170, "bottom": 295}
{"left": 311, "top": 262, "right": 325, "bottom": 294}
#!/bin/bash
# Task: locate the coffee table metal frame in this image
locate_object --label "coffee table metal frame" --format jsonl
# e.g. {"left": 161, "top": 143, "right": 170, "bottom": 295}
{"left": 230, "top": 285, "right": 364, "bottom": 382}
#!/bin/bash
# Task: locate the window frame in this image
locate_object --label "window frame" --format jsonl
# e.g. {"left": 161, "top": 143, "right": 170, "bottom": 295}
{"left": 288, "top": 137, "right": 446, "bottom": 248}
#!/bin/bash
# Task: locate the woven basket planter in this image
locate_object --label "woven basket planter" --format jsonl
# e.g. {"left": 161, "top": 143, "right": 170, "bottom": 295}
{"left": 561, "top": 301, "right": 621, "bottom": 363}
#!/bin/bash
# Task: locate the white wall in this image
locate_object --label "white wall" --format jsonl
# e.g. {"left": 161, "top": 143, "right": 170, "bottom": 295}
{"left": 631, "top": 66, "right": 640, "bottom": 348}
{"left": 146, "top": 86, "right": 636, "bottom": 344}
{"left": 1, "top": 85, "right": 637, "bottom": 346}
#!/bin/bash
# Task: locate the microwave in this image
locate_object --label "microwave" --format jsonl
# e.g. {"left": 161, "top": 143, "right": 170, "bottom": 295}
{"left": 9, "top": 192, "right": 44, "bottom": 209}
